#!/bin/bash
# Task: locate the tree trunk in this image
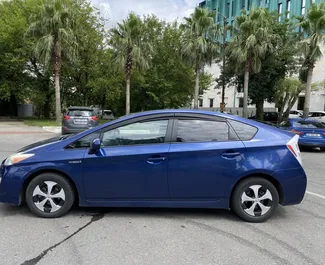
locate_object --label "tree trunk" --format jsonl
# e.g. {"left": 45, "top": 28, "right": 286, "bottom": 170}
{"left": 126, "top": 74, "right": 131, "bottom": 115}
{"left": 243, "top": 59, "right": 250, "bottom": 118}
{"left": 43, "top": 94, "right": 51, "bottom": 119}
{"left": 256, "top": 100, "right": 264, "bottom": 121}
{"left": 193, "top": 62, "right": 200, "bottom": 110}
{"left": 303, "top": 65, "right": 314, "bottom": 118}
{"left": 53, "top": 44, "right": 61, "bottom": 125}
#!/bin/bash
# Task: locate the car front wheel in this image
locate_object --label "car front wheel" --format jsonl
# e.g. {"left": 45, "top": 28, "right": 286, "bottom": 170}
{"left": 25, "top": 173, "right": 75, "bottom": 218}
{"left": 231, "top": 177, "right": 279, "bottom": 223}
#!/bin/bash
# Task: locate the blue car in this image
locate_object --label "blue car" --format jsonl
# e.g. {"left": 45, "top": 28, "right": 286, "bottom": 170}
{"left": 0, "top": 110, "right": 306, "bottom": 222}
{"left": 279, "top": 118, "right": 325, "bottom": 151}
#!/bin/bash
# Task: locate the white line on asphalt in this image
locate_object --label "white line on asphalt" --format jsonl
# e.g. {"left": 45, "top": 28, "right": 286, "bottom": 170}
{"left": 306, "top": 191, "right": 325, "bottom": 200}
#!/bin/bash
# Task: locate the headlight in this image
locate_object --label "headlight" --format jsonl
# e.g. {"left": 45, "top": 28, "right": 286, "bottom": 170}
{"left": 4, "top": 153, "right": 34, "bottom": 166}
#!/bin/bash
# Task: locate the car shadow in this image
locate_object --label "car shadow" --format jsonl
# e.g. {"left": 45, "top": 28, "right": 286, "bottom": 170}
{"left": 0, "top": 203, "right": 288, "bottom": 222}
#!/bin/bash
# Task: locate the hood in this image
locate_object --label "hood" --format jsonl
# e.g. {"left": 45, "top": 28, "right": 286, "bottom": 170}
{"left": 17, "top": 134, "right": 75, "bottom": 153}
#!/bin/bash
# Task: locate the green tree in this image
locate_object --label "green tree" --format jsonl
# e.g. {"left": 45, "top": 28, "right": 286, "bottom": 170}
{"left": 297, "top": 2, "right": 325, "bottom": 118}
{"left": 275, "top": 78, "right": 304, "bottom": 122}
{"left": 228, "top": 8, "right": 278, "bottom": 118}
{"left": 27, "top": 0, "right": 78, "bottom": 124}
{"left": 181, "top": 7, "right": 220, "bottom": 109}
{"left": 110, "top": 13, "right": 152, "bottom": 115}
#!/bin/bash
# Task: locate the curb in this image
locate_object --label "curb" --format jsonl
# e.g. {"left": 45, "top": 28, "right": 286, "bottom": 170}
{"left": 42, "top": 126, "right": 61, "bottom": 134}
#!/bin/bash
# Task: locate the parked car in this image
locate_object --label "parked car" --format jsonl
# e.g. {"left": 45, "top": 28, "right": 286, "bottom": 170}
{"left": 62, "top": 106, "right": 98, "bottom": 135}
{"left": 309, "top": 111, "right": 325, "bottom": 124}
{"left": 248, "top": 112, "right": 279, "bottom": 123}
{"left": 0, "top": 110, "right": 306, "bottom": 222}
{"left": 289, "top": 110, "right": 303, "bottom": 118}
{"left": 279, "top": 118, "right": 325, "bottom": 151}
{"left": 99, "top": 109, "right": 115, "bottom": 120}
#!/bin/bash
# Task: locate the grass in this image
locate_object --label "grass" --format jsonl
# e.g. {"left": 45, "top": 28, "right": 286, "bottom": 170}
{"left": 17, "top": 117, "right": 110, "bottom": 127}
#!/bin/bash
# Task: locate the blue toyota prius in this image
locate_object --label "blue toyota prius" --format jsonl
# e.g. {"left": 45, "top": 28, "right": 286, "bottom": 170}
{"left": 0, "top": 110, "right": 306, "bottom": 222}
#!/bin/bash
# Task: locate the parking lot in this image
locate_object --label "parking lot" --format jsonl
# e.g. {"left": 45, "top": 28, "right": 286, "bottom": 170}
{"left": 0, "top": 122, "right": 325, "bottom": 265}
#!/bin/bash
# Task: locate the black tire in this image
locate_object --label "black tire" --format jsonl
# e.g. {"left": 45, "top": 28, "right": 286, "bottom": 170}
{"left": 25, "top": 172, "right": 75, "bottom": 218}
{"left": 231, "top": 177, "right": 279, "bottom": 223}
{"left": 320, "top": 147, "right": 325, "bottom": 152}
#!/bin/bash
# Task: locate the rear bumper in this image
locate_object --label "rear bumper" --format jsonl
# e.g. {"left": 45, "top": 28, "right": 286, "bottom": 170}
{"left": 299, "top": 138, "right": 325, "bottom": 148}
{"left": 62, "top": 127, "right": 91, "bottom": 135}
{"left": 272, "top": 167, "right": 307, "bottom": 206}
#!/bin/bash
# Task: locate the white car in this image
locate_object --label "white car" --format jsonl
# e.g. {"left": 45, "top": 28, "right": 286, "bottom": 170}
{"left": 309, "top": 111, "right": 325, "bottom": 124}
{"left": 289, "top": 110, "right": 303, "bottom": 118}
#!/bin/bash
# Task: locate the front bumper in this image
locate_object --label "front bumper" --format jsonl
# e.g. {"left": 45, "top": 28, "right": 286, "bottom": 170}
{"left": 0, "top": 164, "right": 26, "bottom": 205}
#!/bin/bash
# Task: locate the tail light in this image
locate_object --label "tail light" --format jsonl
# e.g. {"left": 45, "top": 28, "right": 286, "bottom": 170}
{"left": 290, "top": 130, "right": 304, "bottom": 136}
{"left": 91, "top": 116, "right": 98, "bottom": 121}
{"left": 287, "top": 135, "right": 302, "bottom": 165}
{"left": 63, "top": 115, "right": 70, "bottom": 120}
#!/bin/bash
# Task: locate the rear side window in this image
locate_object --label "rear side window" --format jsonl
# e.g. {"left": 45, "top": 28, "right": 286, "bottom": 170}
{"left": 228, "top": 120, "right": 257, "bottom": 141}
{"left": 293, "top": 121, "right": 325, "bottom": 128}
{"left": 67, "top": 110, "right": 94, "bottom": 117}
{"left": 176, "top": 119, "right": 234, "bottom": 142}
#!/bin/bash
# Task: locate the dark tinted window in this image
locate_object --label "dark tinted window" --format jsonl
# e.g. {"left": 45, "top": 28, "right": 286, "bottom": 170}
{"left": 228, "top": 120, "right": 257, "bottom": 140}
{"left": 67, "top": 110, "right": 94, "bottom": 117}
{"left": 68, "top": 132, "right": 100, "bottom": 148}
{"left": 176, "top": 119, "right": 230, "bottom": 142}
{"left": 293, "top": 121, "right": 325, "bottom": 129}
{"left": 101, "top": 120, "right": 168, "bottom": 147}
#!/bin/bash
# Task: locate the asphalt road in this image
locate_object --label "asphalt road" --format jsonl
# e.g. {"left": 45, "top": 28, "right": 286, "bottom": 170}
{"left": 0, "top": 122, "right": 325, "bottom": 265}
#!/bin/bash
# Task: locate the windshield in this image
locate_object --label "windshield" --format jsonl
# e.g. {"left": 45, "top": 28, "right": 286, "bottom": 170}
{"left": 67, "top": 110, "right": 94, "bottom": 117}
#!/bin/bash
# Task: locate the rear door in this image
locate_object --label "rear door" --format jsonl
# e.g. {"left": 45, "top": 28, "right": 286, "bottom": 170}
{"left": 167, "top": 114, "right": 246, "bottom": 200}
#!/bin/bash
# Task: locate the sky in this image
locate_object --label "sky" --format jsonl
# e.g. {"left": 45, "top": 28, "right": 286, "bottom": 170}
{"left": 90, "top": 0, "right": 202, "bottom": 28}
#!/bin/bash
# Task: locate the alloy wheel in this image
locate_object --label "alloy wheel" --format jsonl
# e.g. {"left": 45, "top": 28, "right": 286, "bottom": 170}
{"left": 241, "top": 185, "right": 273, "bottom": 217}
{"left": 32, "top": 181, "right": 66, "bottom": 213}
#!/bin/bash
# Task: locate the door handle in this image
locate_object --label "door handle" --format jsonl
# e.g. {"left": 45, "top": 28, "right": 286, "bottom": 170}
{"left": 221, "top": 152, "right": 240, "bottom": 159}
{"left": 147, "top": 156, "right": 166, "bottom": 164}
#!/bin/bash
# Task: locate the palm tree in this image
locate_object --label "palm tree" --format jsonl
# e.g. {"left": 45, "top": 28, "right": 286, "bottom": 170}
{"left": 181, "top": 7, "right": 220, "bottom": 109}
{"left": 227, "top": 8, "right": 276, "bottom": 118}
{"left": 297, "top": 2, "right": 325, "bottom": 118}
{"left": 27, "top": 0, "right": 77, "bottom": 124}
{"left": 110, "top": 13, "right": 152, "bottom": 115}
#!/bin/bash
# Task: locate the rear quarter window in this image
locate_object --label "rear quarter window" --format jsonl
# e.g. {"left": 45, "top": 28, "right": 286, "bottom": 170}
{"left": 228, "top": 120, "right": 258, "bottom": 141}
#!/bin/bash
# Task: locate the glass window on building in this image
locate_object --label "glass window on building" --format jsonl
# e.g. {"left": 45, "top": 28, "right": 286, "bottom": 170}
{"left": 286, "top": 0, "right": 291, "bottom": 18}
{"left": 209, "top": 98, "right": 214, "bottom": 108}
{"left": 199, "top": 98, "right": 203, "bottom": 107}
{"left": 227, "top": 2, "right": 230, "bottom": 18}
{"left": 247, "top": 0, "right": 251, "bottom": 9}
{"left": 239, "top": 98, "right": 244, "bottom": 108}
{"left": 231, "top": 0, "right": 235, "bottom": 17}
{"left": 241, "top": 0, "right": 245, "bottom": 8}
{"left": 278, "top": 3, "right": 282, "bottom": 15}
{"left": 301, "top": 0, "right": 306, "bottom": 15}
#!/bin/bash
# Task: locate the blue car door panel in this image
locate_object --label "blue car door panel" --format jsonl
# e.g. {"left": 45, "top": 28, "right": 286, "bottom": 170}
{"left": 82, "top": 118, "right": 172, "bottom": 200}
{"left": 168, "top": 116, "right": 246, "bottom": 200}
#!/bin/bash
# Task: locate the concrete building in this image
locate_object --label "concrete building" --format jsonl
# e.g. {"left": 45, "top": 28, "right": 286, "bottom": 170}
{"left": 198, "top": 0, "right": 325, "bottom": 113}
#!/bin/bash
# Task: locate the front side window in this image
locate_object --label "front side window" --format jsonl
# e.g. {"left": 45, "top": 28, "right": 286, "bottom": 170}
{"left": 176, "top": 119, "right": 231, "bottom": 142}
{"left": 101, "top": 120, "right": 169, "bottom": 147}
{"left": 68, "top": 132, "right": 100, "bottom": 149}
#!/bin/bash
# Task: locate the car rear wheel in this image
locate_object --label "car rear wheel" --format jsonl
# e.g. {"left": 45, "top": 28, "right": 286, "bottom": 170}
{"left": 320, "top": 147, "right": 325, "bottom": 152}
{"left": 25, "top": 173, "right": 75, "bottom": 218}
{"left": 231, "top": 177, "right": 279, "bottom": 223}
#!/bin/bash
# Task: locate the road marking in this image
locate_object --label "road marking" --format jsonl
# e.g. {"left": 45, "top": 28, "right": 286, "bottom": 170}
{"left": 306, "top": 191, "right": 325, "bottom": 200}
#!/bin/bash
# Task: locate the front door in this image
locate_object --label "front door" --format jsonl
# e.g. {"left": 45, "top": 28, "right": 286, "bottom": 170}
{"left": 168, "top": 117, "right": 246, "bottom": 200}
{"left": 83, "top": 119, "right": 171, "bottom": 200}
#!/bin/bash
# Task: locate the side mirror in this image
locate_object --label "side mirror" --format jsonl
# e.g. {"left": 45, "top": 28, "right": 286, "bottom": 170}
{"left": 88, "top": 138, "right": 101, "bottom": 154}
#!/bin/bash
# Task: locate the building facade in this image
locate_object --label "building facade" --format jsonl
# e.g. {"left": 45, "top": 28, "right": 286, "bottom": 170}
{"left": 198, "top": 0, "right": 325, "bottom": 113}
